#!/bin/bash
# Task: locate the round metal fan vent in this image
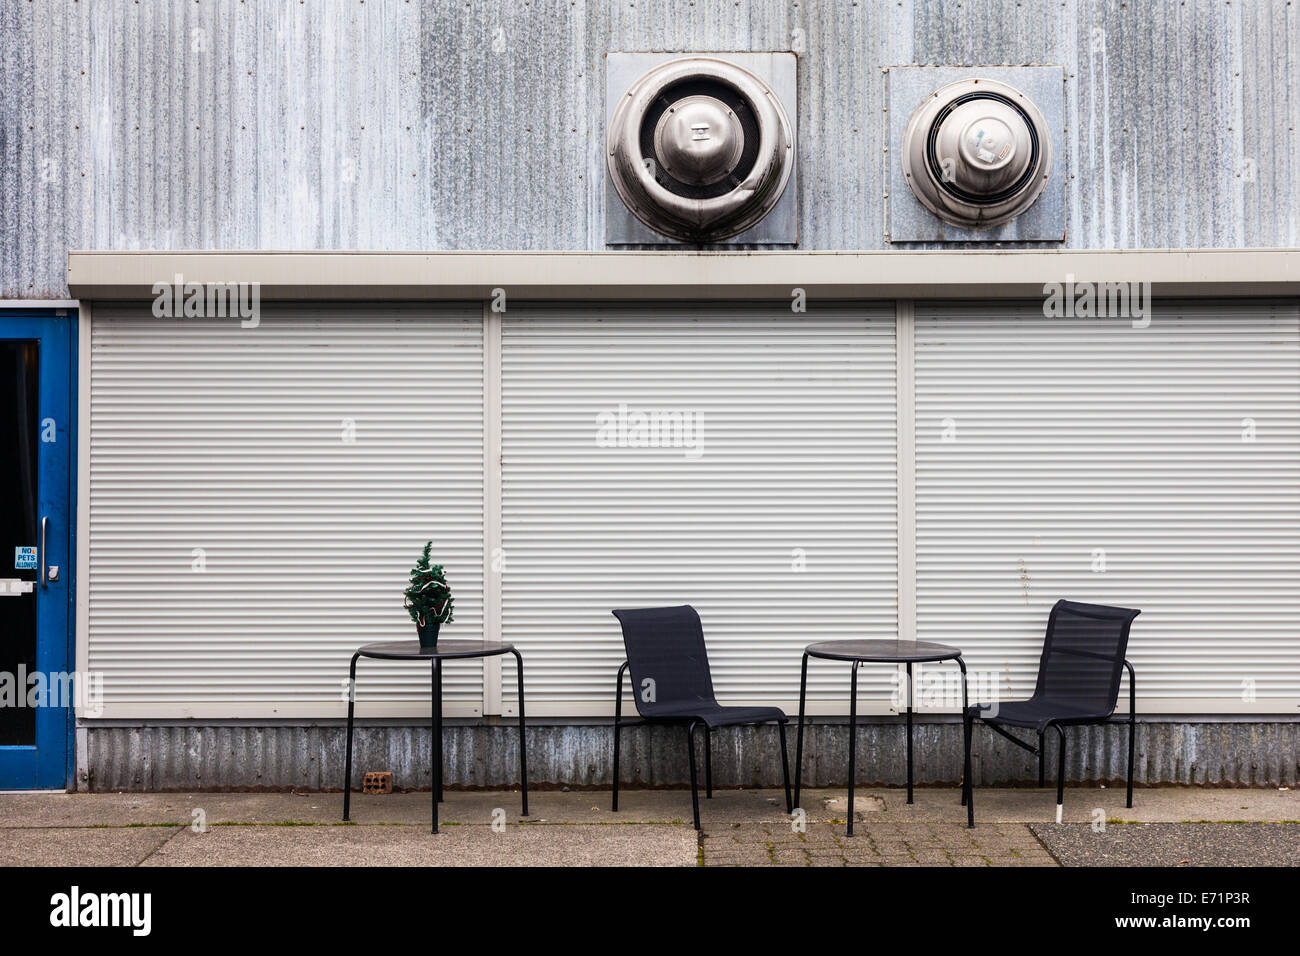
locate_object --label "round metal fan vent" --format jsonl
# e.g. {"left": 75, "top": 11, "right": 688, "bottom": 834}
{"left": 901, "top": 78, "right": 1053, "bottom": 229}
{"left": 606, "top": 56, "right": 794, "bottom": 242}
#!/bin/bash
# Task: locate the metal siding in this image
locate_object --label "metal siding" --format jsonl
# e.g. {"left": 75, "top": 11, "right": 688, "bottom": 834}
{"left": 499, "top": 303, "right": 898, "bottom": 710}
{"left": 1, "top": 0, "right": 90, "bottom": 298}
{"left": 4, "top": 1, "right": 1300, "bottom": 298}
{"left": 82, "top": 718, "right": 1300, "bottom": 791}
{"left": 86, "top": 304, "right": 485, "bottom": 715}
{"left": 915, "top": 299, "right": 1300, "bottom": 705}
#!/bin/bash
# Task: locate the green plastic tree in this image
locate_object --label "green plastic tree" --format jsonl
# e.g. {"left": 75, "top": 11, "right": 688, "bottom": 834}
{"left": 403, "top": 541, "right": 454, "bottom": 626}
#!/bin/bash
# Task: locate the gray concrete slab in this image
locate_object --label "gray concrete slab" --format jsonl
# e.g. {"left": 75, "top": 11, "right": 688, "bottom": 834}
{"left": 1031, "top": 822, "right": 1300, "bottom": 867}
{"left": 140, "top": 824, "right": 697, "bottom": 868}
{"left": 0, "top": 826, "right": 181, "bottom": 867}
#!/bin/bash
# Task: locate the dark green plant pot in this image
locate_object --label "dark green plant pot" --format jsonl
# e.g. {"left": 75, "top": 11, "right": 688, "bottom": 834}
{"left": 416, "top": 618, "right": 441, "bottom": 648}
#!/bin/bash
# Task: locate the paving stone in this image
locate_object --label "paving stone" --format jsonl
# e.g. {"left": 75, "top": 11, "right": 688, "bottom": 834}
{"left": 700, "top": 820, "right": 1063, "bottom": 867}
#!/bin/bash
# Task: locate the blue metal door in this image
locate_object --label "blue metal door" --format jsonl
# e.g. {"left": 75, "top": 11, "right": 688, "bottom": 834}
{"left": 0, "top": 309, "right": 75, "bottom": 789}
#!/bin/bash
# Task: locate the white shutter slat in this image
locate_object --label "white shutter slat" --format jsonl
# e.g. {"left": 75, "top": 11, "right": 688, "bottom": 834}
{"left": 915, "top": 300, "right": 1300, "bottom": 707}
{"left": 501, "top": 304, "right": 899, "bottom": 713}
{"left": 87, "top": 305, "right": 485, "bottom": 716}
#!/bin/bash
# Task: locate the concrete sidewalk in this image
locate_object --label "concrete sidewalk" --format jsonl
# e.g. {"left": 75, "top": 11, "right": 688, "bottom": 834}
{"left": 0, "top": 786, "right": 1294, "bottom": 867}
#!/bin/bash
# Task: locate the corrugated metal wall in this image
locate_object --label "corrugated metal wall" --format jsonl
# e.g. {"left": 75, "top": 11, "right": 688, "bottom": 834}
{"left": 499, "top": 304, "right": 897, "bottom": 712}
{"left": 87, "top": 304, "right": 486, "bottom": 716}
{"left": 81, "top": 719, "right": 1300, "bottom": 791}
{"left": 4, "top": 0, "right": 1299, "bottom": 298}
{"left": 915, "top": 300, "right": 1300, "bottom": 707}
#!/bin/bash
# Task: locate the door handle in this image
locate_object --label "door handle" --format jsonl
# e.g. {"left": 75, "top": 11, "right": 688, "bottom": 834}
{"left": 40, "top": 515, "right": 48, "bottom": 589}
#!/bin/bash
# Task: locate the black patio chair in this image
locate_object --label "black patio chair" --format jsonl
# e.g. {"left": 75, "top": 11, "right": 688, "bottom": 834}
{"left": 610, "top": 605, "right": 792, "bottom": 830}
{"left": 963, "top": 599, "right": 1140, "bottom": 827}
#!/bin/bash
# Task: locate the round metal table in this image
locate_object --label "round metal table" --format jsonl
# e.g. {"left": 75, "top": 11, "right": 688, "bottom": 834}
{"left": 341, "top": 640, "right": 528, "bottom": 833}
{"left": 793, "top": 639, "right": 970, "bottom": 835}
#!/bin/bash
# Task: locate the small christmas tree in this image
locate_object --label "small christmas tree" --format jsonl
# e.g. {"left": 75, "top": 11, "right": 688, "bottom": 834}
{"left": 404, "top": 541, "right": 454, "bottom": 626}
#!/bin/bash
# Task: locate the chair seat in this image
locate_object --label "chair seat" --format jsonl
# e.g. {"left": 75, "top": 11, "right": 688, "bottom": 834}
{"left": 967, "top": 698, "right": 1113, "bottom": 732}
{"left": 641, "top": 703, "right": 788, "bottom": 728}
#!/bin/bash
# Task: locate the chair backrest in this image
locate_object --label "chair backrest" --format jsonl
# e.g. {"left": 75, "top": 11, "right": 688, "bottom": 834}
{"left": 611, "top": 605, "right": 718, "bottom": 718}
{"left": 1033, "top": 599, "right": 1141, "bottom": 715}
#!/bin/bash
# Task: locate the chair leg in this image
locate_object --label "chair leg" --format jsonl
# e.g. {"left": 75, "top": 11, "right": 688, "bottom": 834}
{"left": 1126, "top": 712, "right": 1135, "bottom": 809}
{"left": 342, "top": 652, "right": 359, "bottom": 822}
{"left": 957, "top": 657, "right": 969, "bottom": 807}
{"left": 963, "top": 712, "right": 974, "bottom": 828}
{"left": 704, "top": 727, "right": 712, "bottom": 799}
{"left": 1038, "top": 731, "right": 1046, "bottom": 787}
{"left": 1054, "top": 724, "right": 1066, "bottom": 824}
{"left": 611, "top": 720, "right": 621, "bottom": 812}
{"left": 778, "top": 722, "right": 792, "bottom": 814}
{"left": 686, "top": 721, "right": 701, "bottom": 831}
{"left": 612, "top": 661, "right": 627, "bottom": 813}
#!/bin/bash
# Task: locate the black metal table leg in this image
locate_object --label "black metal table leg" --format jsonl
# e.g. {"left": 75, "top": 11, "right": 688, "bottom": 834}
{"left": 958, "top": 656, "right": 973, "bottom": 827}
{"left": 432, "top": 658, "right": 442, "bottom": 834}
{"left": 435, "top": 661, "right": 444, "bottom": 803}
{"left": 906, "top": 661, "right": 914, "bottom": 804}
{"left": 847, "top": 660, "right": 860, "bottom": 837}
{"left": 513, "top": 648, "right": 529, "bottom": 817}
{"left": 794, "top": 652, "right": 809, "bottom": 809}
{"left": 342, "top": 652, "right": 360, "bottom": 822}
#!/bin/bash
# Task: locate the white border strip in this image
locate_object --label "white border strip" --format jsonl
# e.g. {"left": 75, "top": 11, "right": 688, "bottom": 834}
{"left": 66, "top": 249, "right": 1300, "bottom": 300}
{"left": 1, "top": 299, "right": 81, "bottom": 309}
{"left": 481, "top": 303, "right": 504, "bottom": 715}
{"left": 76, "top": 305, "right": 92, "bottom": 721}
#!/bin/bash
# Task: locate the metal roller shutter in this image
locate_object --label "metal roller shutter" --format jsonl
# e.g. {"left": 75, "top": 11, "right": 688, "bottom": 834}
{"left": 86, "top": 304, "right": 485, "bottom": 717}
{"left": 914, "top": 300, "right": 1300, "bottom": 712}
{"left": 500, "top": 303, "right": 898, "bottom": 715}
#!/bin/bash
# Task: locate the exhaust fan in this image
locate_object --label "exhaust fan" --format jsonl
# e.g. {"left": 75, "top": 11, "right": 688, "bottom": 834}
{"left": 901, "top": 77, "right": 1053, "bottom": 229}
{"left": 606, "top": 55, "right": 795, "bottom": 243}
